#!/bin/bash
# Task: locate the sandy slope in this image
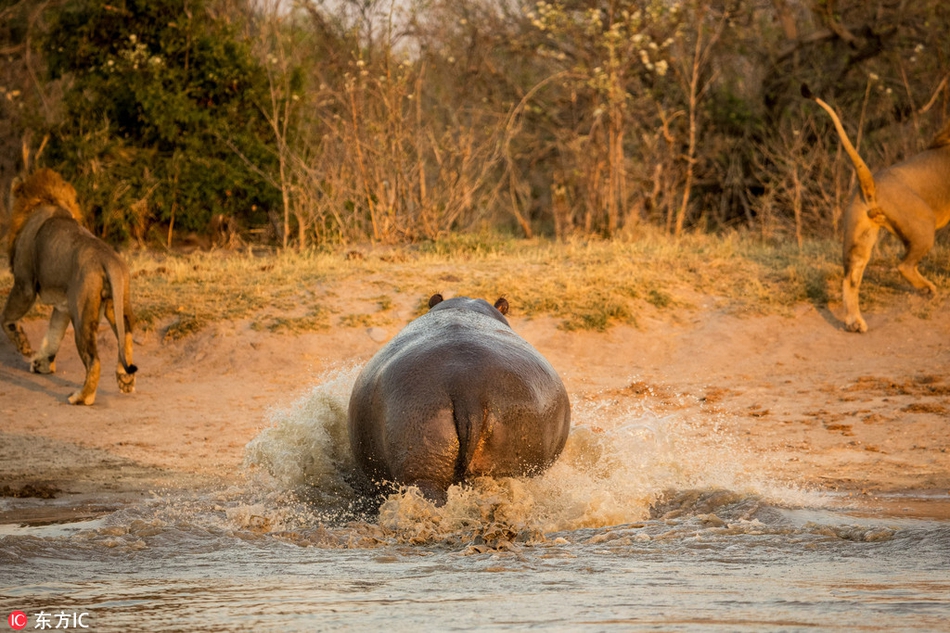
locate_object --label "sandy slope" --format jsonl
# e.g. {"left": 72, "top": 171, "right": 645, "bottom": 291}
{"left": 1, "top": 286, "right": 948, "bottom": 524}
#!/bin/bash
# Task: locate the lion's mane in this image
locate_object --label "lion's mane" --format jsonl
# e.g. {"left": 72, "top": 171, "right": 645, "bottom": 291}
{"left": 7, "top": 168, "right": 83, "bottom": 266}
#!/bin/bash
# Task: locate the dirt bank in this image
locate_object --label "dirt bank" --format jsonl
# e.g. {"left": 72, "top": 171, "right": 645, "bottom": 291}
{"left": 2, "top": 287, "right": 948, "bottom": 524}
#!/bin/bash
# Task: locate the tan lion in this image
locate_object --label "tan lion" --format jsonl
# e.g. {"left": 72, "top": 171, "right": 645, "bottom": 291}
{"left": 802, "top": 84, "right": 950, "bottom": 332}
{"left": 2, "top": 168, "right": 137, "bottom": 405}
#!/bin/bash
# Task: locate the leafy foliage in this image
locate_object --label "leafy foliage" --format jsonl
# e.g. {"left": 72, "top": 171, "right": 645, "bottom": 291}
{"left": 42, "top": 0, "right": 278, "bottom": 241}
{"left": 2, "top": 0, "right": 948, "bottom": 247}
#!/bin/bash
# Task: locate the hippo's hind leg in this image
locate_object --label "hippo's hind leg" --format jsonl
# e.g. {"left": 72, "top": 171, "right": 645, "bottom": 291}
{"left": 410, "top": 481, "right": 449, "bottom": 506}
{"left": 388, "top": 408, "right": 459, "bottom": 504}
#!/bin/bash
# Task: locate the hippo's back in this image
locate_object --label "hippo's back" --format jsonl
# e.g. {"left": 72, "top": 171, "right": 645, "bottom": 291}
{"left": 347, "top": 302, "right": 570, "bottom": 496}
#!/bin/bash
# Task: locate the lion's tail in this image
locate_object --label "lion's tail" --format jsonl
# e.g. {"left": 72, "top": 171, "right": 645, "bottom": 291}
{"left": 106, "top": 259, "right": 138, "bottom": 376}
{"left": 801, "top": 84, "right": 879, "bottom": 211}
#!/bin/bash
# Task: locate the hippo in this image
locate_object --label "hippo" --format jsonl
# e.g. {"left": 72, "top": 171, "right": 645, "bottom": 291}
{"left": 347, "top": 294, "right": 571, "bottom": 502}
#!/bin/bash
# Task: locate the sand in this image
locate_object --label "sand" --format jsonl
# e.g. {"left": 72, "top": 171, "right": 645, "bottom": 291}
{"left": 2, "top": 284, "right": 948, "bottom": 524}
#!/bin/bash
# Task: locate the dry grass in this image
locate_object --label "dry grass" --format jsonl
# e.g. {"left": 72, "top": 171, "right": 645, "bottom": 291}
{"left": 1, "top": 230, "right": 948, "bottom": 338}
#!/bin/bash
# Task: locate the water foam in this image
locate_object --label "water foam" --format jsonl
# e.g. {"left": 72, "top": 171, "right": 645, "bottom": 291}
{"left": 237, "top": 367, "right": 820, "bottom": 545}
{"left": 243, "top": 365, "right": 362, "bottom": 512}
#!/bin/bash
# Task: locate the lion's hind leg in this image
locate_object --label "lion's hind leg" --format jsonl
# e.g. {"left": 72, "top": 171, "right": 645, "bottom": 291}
{"left": 895, "top": 219, "right": 937, "bottom": 296}
{"left": 842, "top": 219, "right": 881, "bottom": 333}
{"left": 876, "top": 189, "right": 939, "bottom": 295}
{"left": 1, "top": 280, "right": 37, "bottom": 357}
{"left": 897, "top": 248, "right": 937, "bottom": 295}
{"left": 68, "top": 301, "right": 101, "bottom": 406}
{"left": 31, "top": 308, "right": 70, "bottom": 374}
{"left": 103, "top": 298, "right": 136, "bottom": 394}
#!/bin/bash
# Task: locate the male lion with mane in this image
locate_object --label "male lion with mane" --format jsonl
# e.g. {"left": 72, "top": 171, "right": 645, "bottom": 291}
{"left": 2, "top": 168, "right": 137, "bottom": 405}
{"left": 802, "top": 84, "right": 950, "bottom": 333}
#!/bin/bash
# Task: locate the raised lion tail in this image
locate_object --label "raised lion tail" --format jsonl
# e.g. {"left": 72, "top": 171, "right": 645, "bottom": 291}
{"left": 106, "top": 259, "right": 138, "bottom": 375}
{"left": 801, "top": 83, "right": 879, "bottom": 210}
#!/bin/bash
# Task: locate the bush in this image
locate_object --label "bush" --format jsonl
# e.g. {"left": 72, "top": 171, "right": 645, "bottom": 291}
{"left": 42, "top": 0, "right": 278, "bottom": 243}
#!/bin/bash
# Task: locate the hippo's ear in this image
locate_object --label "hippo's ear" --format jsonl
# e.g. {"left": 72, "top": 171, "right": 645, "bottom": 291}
{"left": 494, "top": 297, "right": 509, "bottom": 315}
{"left": 428, "top": 293, "right": 444, "bottom": 309}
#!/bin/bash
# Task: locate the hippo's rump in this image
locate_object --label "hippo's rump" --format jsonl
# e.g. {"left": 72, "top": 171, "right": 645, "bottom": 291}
{"left": 348, "top": 306, "right": 570, "bottom": 494}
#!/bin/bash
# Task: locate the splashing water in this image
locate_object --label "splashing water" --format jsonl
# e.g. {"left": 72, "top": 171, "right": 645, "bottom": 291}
{"left": 240, "top": 366, "right": 822, "bottom": 545}
{"left": 4, "top": 367, "right": 949, "bottom": 632}
{"left": 242, "top": 365, "right": 363, "bottom": 514}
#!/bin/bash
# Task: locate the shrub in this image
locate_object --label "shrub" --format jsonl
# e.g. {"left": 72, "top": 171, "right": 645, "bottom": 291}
{"left": 42, "top": 0, "right": 278, "bottom": 243}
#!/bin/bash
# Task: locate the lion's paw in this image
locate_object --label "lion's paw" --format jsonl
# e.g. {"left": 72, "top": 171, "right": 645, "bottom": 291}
{"left": 845, "top": 317, "right": 868, "bottom": 333}
{"left": 117, "top": 372, "right": 136, "bottom": 394}
{"left": 31, "top": 356, "right": 56, "bottom": 374}
{"left": 68, "top": 391, "right": 95, "bottom": 406}
{"left": 8, "top": 324, "right": 33, "bottom": 357}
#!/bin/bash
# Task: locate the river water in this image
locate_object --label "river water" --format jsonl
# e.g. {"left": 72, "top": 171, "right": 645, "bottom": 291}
{"left": 2, "top": 368, "right": 948, "bottom": 631}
